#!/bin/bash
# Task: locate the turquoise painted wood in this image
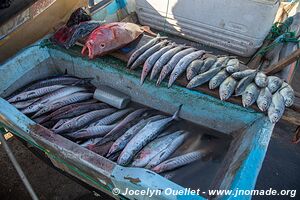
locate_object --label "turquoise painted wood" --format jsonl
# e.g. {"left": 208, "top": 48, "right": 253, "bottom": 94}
{"left": 0, "top": 39, "right": 274, "bottom": 200}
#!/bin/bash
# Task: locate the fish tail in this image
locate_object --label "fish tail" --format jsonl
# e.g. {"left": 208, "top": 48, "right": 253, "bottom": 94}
{"left": 172, "top": 104, "right": 182, "bottom": 120}
{"left": 141, "top": 26, "right": 157, "bottom": 37}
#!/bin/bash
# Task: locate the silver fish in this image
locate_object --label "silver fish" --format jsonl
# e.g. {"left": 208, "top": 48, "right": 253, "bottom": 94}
{"left": 279, "top": 82, "right": 294, "bottom": 107}
{"left": 186, "top": 59, "right": 204, "bottom": 81}
{"left": 107, "top": 115, "right": 165, "bottom": 157}
{"left": 219, "top": 76, "right": 237, "bottom": 100}
{"left": 152, "top": 45, "right": 186, "bottom": 82}
{"left": 52, "top": 108, "right": 116, "bottom": 134}
{"left": 146, "top": 131, "right": 188, "bottom": 169}
{"left": 80, "top": 137, "right": 103, "bottom": 148}
{"left": 22, "top": 87, "right": 87, "bottom": 114}
{"left": 157, "top": 47, "right": 196, "bottom": 86}
{"left": 90, "top": 108, "right": 133, "bottom": 127}
{"left": 12, "top": 97, "right": 40, "bottom": 109}
{"left": 32, "top": 92, "right": 93, "bottom": 118}
{"left": 52, "top": 119, "right": 70, "bottom": 130}
{"left": 66, "top": 124, "right": 117, "bottom": 140}
{"left": 235, "top": 73, "right": 256, "bottom": 96}
{"left": 210, "top": 56, "right": 229, "bottom": 70}
{"left": 130, "top": 40, "right": 169, "bottom": 70}
{"left": 131, "top": 131, "right": 184, "bottom": 167}
{"left": 152, "top": 150, "right": 205, "bottom": 173}
{"left": 186, "top": 67, "right": 223, "bottom": 89}
{"left": 268, "top": 92, "right": 285, "bottom": 123}
{"left": 140, "top": 44, "right": 175, "bottom": 84}
{"left": 117, "top": 106, "right": 181, "bottom": 166}
{"left": 267, "top": 76, "right": 283, "bottom": 93}
{"left": 127, "top": 34, "right": 166, "bottom": 68}
{"left": 8, "top": 85, "right": 65, "bottom": 103}
{"left": 242, "top": 83, "right": 260, "bottom": 107}
{"left": 257, "top": 87, "right": 272, "bottom": 112}
{"left": 200, "top": 57, "right": 217, "bottom": 73}
{"left": 209, "top": 69, "right": 229, "bottom": 90}
{"left": 168, "top": 50, "right": 205, "bottom": 87}
{"left": 225, "top": 59, "right": 242, "bottom": 74}
{"left": 231, "top": 69, "right": 256, "bottom": 79}
{"left": 96, "top": 108, "right": 149, "bottom": 145}
{"left": 255, "top": 72, "right": 268, "bottom": 88}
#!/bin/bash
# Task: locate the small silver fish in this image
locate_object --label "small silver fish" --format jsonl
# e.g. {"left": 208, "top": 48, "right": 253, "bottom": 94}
{"left": 210, "top": 56, "right": 229, "bottom": 70}
{"left": 268, "top": 92, "right": 285, "bottom": 123}
{"left": 267, "top": 76, "right": 283, "bottom": 93}
{"left": 257, "top": 87, "right": 272, "bottom": 112}
{"left": 279, "top": 82, "right": 294, "bottom": 107}
{"left": 235, "top": 73, "right": 256, "bottom": 96}
{"left": 52, "top": 119, "right": 70, "bottom": 130}
{"left": 242, "top": 83, "right": 260, "bottom": 107}
{"left": 200, "top": 57, "right": 217, "bottom": 73}
{"left": 12, "top": 97, "right": 40, "bottom": 109}
{"left": 90, "top": 108, "right": 133, "bottom": 127}
{"left": 186, "top": 59, "right": 204, "bottom": 81}
{"left": 80, "top": 137, "right": 103, "bottom": 148}
{"left": 254, "top": 72, "right": 268, "bottom": 88}
{"left": 186, "top": 67, "right": 223, "bottom": 89}
{"left": 156, "top": 47, "right": 196, "bottom": 86}
{"left": 66, "top": 124, "right": 117, "bottom": 140}
{"left": 225, "top": 59, "right": 241, "bottom": 74}
{"left": 219, "top": 76, "right": 237, "bottom": 100}
{"left": 231, "top": 69, "right": 256, "bottom": 79}
{"left": 209, "top": 69, "right": 229, "bottom": 90}
{"left": 168, "top": 50, "right": 205, "bottom": 87}
{"left": 152, "top": 150, "right": 205, "bottom": 173}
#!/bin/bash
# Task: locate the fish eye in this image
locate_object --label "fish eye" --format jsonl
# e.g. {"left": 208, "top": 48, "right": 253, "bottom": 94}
{"left": 100, "top": 43, "right": 105, "bottom": 48}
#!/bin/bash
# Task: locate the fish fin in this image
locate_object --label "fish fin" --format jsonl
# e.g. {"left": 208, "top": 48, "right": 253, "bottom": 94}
{"left": 141, "top": 26, "right": 158, "bottom": 37}
{"left": 172, "top": 104, "right": 182, "bottom": 120}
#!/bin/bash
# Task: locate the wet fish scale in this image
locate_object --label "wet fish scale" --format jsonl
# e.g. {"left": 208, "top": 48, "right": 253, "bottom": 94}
{"left": 235, "top": 73, "right": 256, "bottom": 96}
{"left": 210, "top": 56, "right": 229, "bottom": 70}
{"left": 209, "top": 69, "right": 229, "bottom": 90}
{"left": 257, "top": 87, "right": 272, "bottom": 112}
{"left": 232, "top": 69, "right": 256, "bottom": 79}
{"left": 242, "top": 83, "right": 260, "bottom": 107}
{"left": 90, "top": 108, "right": 133, "bottom": 127}
{"left": 254, "top": 72, "right": 268, "bottom": 88}
{"left": 279, "top": 82, "right": 294, "bottom": 107}
{"left": 12, "top": 97, "right": 40, "bottom": 109}
{"left": 186, "top": 59, "right": 204, "bottom": 81}
{"left": 66, "top": 124, "right": 117, "bottom": 140}
{"left": 219, "top": 76, "right": 237, "bottom": 100}
{"left": 268, "top": 92, "right": 285, "bottom": 123}
{"left": 267, "top": 76, "right": 283, "bottom": 93}
{"left": 187, "top": 67, "right": 223, "bottom": 89}
{"left": 200, "top": 57, "right": 217, "bottom": 73}
{"left": 225, "top": 59, "right": 240, "bottom": 74}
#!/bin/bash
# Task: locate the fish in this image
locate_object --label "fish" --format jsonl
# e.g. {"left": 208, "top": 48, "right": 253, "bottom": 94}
{"left": 130, "top": 40, "right": 169, "bottom": 70}
{"left": 210, "top": 56, "right": 229, "bottom": 70}
{"left": 186, "top": 59, "right": 204, "bottom": 81}
{"left": 8, "top": 85, "right": 66, "bottom": 103}
{"left": 219, "top": 76, "right": 237, "bottom": 100}
{"left": 231, "top": 69, "right": 256, "bottom": 80}
{"left": 257, "top": 87, "right": 272, "bottom": 112}
{"left": 242, "top": 83, "right": 260, "bottom": 107}
{"left": 225, "top": 59, "right": 240, "bottom": 74}
{"left": 208, "top": 69, "right": 229, "bottom": 90}
{"left": 200, "top": 56, "right": 217, "bottom": 73}
{"left": 96, "top": 108, "right": 149, "bottom": 146}
{"left": 11, "top": 97, "right": 40, "bottom": 109}
{"left": 254, "top": 72, "right": 268, "bottom": 88}
{"left": 146, "top": 132, "right": 188, "bottom": 169}
{"left": 156, "top": 47, "right": 196, "bottom": 86}
{"left": 82, "top": 22, "right": 151, "bottom": 58}
{"left": 268, "top": 92, "right": 285, "bottom": 123}
{"left": 267, "top": 76, "right": 283, "bottom": 93}
{"left": 279, "top": 82, "right": 294, "bottom": 107}
{"left": 32, "top": 92, "right": 93, "bottom": 118}
{"left": 90, "top": 108, "right": 133, "bottom": 127}
{"left": 52, "top": 119, "right": 70, "bottom": 130}
{"left": 51, "top": 102, "right": 109, "bottom": 121}
{"left": 168, "top": 50, "right": 205, "bottom": 87}
{"left": 117, "top": 105, "right": 181, "bottom": 166}
{"left": 21, "top": 87, "right": 88, "bottom": 114}
{"left": 152, "top": 150, "right": 205, "bottom": 173}
{"left": 107, "top": 151, "right": 121, "bottom": 162}
{"left": 235, "top": 73, "right": 257, "bottom": 96}
{"left": 187, "top": 67, "right": 223, "bottom": 89}
{"left": 87, "top": 141, "right": 114, "bottom": 157}
{"left": 127, "top": 34, "right": 167, "bottom": 68}
{"left": 52, "top": 108, "right": 116, "bottom": 134}
{"left": 141, "top": 43, "right": 175, "bottom": 84}
{"left": 80, "top": 137, "right": 103, "bottom": 148}
{"left": 151, "top": 45, "right": 186, "bottom": 82}
{"left": 107, "top": 115, "right": 165, "bottom": 157}
{"left": 131, "top": 131, "right": 184, "bottom": 167}
{"left": 66, "top": 124, "right": 117, "bottom": 140}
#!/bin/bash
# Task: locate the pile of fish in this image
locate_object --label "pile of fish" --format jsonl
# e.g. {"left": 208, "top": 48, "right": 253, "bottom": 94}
{"left": 6, "top": 75, "right": 209, "bottom": 176}
{"left": 127, "top": 35, "right": 295, "bottom": 123}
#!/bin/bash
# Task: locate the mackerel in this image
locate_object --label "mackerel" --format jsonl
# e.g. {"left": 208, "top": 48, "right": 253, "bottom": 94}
{"left": 90, "top": 108, "right": 133, "bottom": 126}
{"left": 268, "top": 92, "right": 285, "bottom": 123}
{"left": 210, "top": 56, "right": 229, "bottom": 70}
{"left": 254, "top": 72, "right": 268, "bottom": 88}
{"left": 232, "top": 69, "right": 256, "bottom": 79}
{"left": 235, "top": 73, "right": 256, "bottom": 96}
{"left": 225, "top": 59, "right": 241, "bottom": 74}
{"left": 279, "top": 82, "right": 295, "bottom": 107}
{"left": 187, "top": 67, "right": 223, "bottom": 89}
{"left": 200, "top": 57, "right": 217, "bottom": 73}
{"left": 66, "top": 124, "right": 117, "bottom": 140}
{"left": 186, "top": 59, "right": 204, "bottom": 81}
{"left": 219, "top": 76, "right": 237, "bottom": 100}
{"left": 12, "top": 97, "right": 40, "bottom": 109}
{"left": 257, "top": 87, "right": 272, "bottom": 112}
{"left": 209, "top": 69, "right": 229, "bottom": 90}
{"left": 242, "top": 83, "right": 260, "bottom": 107}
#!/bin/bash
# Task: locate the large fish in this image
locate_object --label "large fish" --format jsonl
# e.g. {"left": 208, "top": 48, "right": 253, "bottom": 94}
{"left": 146, "top": 131, "right": 188, "bottom": 169}
{"left": 66, "top": 124, "right": 117, "bottom": 140}
{"left": 90, "top": 108, "right": 133, "bottom": 127}
{"left": 11, "top": 97, "right": 40, "bottom": 109}
{"left": 254, "top": 72, "right": 268, "bottom": 88}
{"left": 200, "top": 56, "right": 217, "bottom": 73}
{"left": 219, "top": 76, "right": 237, "bottom": 100}
{"left": 157, "top": 48, "right": 196, "bottom": 86}
{"left": 141, "top": 43, "right": 175, "bottom": 84}
{"left": 257, "top": 87, "right": 272, "bottom": 112}
{"left": 267, "top": 76, "right": 283, "bottom": 93}
{"left": 52, "top": 108, "right": 116, "bottom": 134}
{"left": 187, "top": 67, "right": 223, "bottom": 89}
{"left": 131, "top": 131, "right": 184, "bottom": 167}
{"left": 168, "top": 50, "right": 205, "bottom": 87}
{"left": 130, "top": 40, "right": 169, "bottom": 70}
{"left": 235, "top": 73, "right": 256, "bottom": 96}
{"left": 82, "top": 22, "right": 152, "bottom": 58}
{"left": 117, "top": 105, "right": 181, "bottom": 166}
{"left": 279, "top": 82, "right": 294, "bottom": 107}
{"left": 186, "top": 59, "right": 204, "bottom": 81}
{"left": 210, "top": 56, "right": 229, "bottom": 70}
{"left": 231, "top": 69, "right": 256, "bottom": 80}
{"left": 225, "top": 59, "right": 241, "bottom": 74}
{"left": 107, "top": 115, "right": 165, "bottom": 157}
{"left": 242, "top": 83, "right": 260, "bottom": 107}
{"left": 127, "top": 34, "right": 167, "bottom": 68}
{"left": 268, "top": 92, "right": 285, "bottom": 123}
{"left": 209, "top": 69, "right": 229, "bottom": 90}
{"left": 96, "top": 108, "right": 149, "bottom": 146}
{"left": 152, "top": 150, "right": 206, "bottom": 173}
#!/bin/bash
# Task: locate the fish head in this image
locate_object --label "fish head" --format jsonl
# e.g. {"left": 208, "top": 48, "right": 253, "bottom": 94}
{"left": 219, "top": 89, "right": 229, "bottom": 101}
{"left": 258, "top": 99, "right": 269, "bottom": 112}
{"left": 269, "top": 112, "right": 280, "bottom": 123}
{"left": 117, "top": 152, "right": 132, "bottom": 166}
{"left": 242, "top": 93, "right": 252, "bottom": 107}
